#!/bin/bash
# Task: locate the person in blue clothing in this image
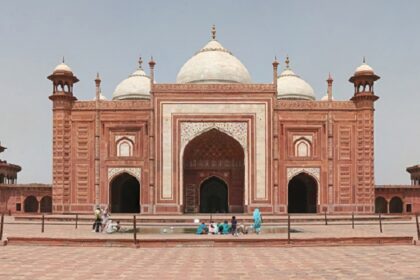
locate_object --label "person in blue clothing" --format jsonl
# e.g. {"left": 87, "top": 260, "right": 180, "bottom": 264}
{"left": 196, "top": 222, "right": 208, "bottom": 235}
{"left": 222, "top": 220, "right": 230, "bottom": 234}
{"left": 253, "top": 208, "right": 262, "bottom": 234}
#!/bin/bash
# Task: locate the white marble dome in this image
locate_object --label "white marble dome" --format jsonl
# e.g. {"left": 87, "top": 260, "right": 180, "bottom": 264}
{"left": 53, "top": 62, "right": 73, "bottom": 74}
{"left": 176, "top": 33, "right": 251, "bottom": 84}
{"left": 354, "top": 62, "right": 374, "bottom": 75}
{"left": 112, "top": 67, "right": 151, "bottom": 100}
{"left": 277, "top": 68, "right": 315, "bottom": 100}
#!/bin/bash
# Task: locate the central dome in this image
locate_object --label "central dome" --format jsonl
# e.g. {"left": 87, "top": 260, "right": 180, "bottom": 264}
{"left": 176, "top": 26, "right": 252, "bottom": 84}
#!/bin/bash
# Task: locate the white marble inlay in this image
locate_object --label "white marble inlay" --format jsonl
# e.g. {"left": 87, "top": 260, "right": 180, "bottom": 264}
{"left": 108, "top": 167, "right": 141, "bottom": 182}
{"left": 161, "top": 102, "right": 268, "bottom": 200}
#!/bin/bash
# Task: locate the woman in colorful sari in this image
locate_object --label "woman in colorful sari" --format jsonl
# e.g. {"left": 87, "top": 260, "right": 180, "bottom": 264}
{"left": 253, "top": 208, "right": 262, "bottom": 234}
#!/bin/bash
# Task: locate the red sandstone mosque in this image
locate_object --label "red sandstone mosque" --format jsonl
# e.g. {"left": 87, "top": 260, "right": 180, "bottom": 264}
{"left": 1, "top": 27, "right": 420, "bottom": 215}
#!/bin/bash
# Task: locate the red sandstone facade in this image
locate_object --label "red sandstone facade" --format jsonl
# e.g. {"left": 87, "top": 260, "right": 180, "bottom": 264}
{"left": 47, "top": 54, "right": 380, "bottom": 215}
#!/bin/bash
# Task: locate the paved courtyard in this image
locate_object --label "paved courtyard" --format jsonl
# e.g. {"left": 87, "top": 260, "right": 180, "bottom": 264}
{"left": 0, "top": 245, "right": 419, "bottom": 279}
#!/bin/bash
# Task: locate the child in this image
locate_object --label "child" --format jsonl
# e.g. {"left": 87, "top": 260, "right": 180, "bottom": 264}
{"left": 231, "top": 216, "right": 238, "bottom": 236}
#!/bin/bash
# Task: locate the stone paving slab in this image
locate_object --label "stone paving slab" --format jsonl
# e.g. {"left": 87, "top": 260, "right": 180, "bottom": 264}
{"left": 0, "top": 245, "right": 419, "bottom": 279}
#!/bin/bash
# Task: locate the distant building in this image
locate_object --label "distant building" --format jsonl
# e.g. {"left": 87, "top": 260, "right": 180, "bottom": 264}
{"left": 0, "top": 142, "right": 51, "bottom": 214}
{"left": 48, "top": 27, "right": 380, "bottom": 214}
{"left": 375, "top": 165, "right": 420, "bottom": 213}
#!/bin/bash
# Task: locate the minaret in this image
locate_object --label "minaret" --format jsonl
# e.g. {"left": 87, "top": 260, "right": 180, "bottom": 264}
{"left": 272, "top": 56, "right": 279, "bottom": 87}
{"left": 94, "top": 73, "right": 101, "bottom": 207}
{"left": 327, "top": 73, "right": 333, "bottom": 101}
{"left": 48, "top": 59, "right": 78, "bottom": 213}
{"left": 349, "top": 58, "right": 380, "bottom": 213}
{"left": 148, "top": 56, "right": 156, "bottom": 213}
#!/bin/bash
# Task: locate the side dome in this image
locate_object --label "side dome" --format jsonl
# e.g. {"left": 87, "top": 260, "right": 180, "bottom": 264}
{"left": 277, "top": 60, "right": 315, "bottom": 100}
{"left": 176, "top": 26, "right": 251, "bottom": 84}
{"left": 112, "top": 60, "right": 151, "bottom": 100}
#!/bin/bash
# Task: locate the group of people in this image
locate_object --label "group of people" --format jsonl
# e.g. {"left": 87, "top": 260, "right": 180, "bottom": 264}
{"left": 196, "top": 208, "right": 262, "bottom": 236}
{"left": 92, "top": 207, "right": 121, "bottom": 234}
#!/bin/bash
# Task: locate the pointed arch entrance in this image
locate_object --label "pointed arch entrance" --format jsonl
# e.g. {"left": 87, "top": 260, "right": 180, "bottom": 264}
{"left": 183, "top": 128, "right": 244, "bottom": 213}
{"left": 110, "top": 172, "right": 140, "bottom": 213}
{"left": 288, "top": 173, "right": 318, "bottom": 213}
{"left": 200, "top": 177, "right": 228, "bottom": 213}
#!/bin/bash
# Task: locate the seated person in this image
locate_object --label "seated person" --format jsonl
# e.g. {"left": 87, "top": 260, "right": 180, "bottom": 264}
{"left": 196, "top": 222, "right": 208, "bottom": 235}
{"left": 105, "top": 220, "right": 121, "bottom": 234}
{"left": 237, "top": 224, "right": 249, "bottom": 235}
{"left": 208, "top": 221, "right": 216, "bottom": 234}
{"left": 222, "top": 220, "right": 230, "bottom": 235}
{"left": 212, "top": 221, "right": 219, "bottom": 234}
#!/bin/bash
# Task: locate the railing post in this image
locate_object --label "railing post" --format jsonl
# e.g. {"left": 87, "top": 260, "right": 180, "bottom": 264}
{"left": 416, "top": 213, "right": 420, "bottom": 240}
{"left": 287, "top": 214, "right": 291, "bottom": 244}
{"left": 324, "top": 211, "right": 328, "bottom": 226}
{"left": 379, "top": 212, "right": 383, "bottom": 233}
{"left": 0, "top": 213, "right": 4, "bottom": 241}
{"left": 133, "top": 215, "right": 137, "bottom": 245}
{"left": 75, "top": 214, "right": 78, "bottom": 229}
{"left": 352, "top": 212, "right": 355, "bottom": 229}
{"left": 41, "top": 214, "right": 45, "bottom": 233}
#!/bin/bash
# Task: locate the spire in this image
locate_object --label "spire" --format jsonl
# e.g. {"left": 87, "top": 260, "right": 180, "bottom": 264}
{"left": 62, "top": 56, "right": 65, "bottom": 63}
{"left": 95, "top": 72, "right": 101, "bottom": 101}
{"left": 363, "top": 56, "right": 366, "bottom": 63}
{"left": 327, "top": 73, "right": 333, "bottom": 101}
{"left": 149, "top": 56, "right": 156, "bottom": 87}
{"left": 211, "top": 24, "right": 216, "bottom": 40}
{"left": 285, "top": 55, "right": 290, "bottom": 69}
{"left": 138, "top": 56, "right": 143, "bottom": 69}
{"left": 272, "top": 56, "right": 279, "bottom": 85}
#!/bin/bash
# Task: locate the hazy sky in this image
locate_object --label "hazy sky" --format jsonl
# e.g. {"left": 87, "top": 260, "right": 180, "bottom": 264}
{"left": 1, "top": 0, "right": 419, "bottom": 184}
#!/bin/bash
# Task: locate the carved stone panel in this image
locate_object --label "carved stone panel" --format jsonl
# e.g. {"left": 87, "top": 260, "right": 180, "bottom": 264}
{"left": 287, "top": 167, "right": 320, "bottom": 182}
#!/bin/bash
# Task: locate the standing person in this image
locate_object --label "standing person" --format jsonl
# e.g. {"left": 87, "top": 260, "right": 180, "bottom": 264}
{"left": 231, "top": 216, "right": 238, "bottom": 236}
{"left": 92, "top": 207, "right": 102, "bottom": 233}
{"left": 253, "top": 208, "right": 262, "bottom": 234}
{"left": 101, "top": 208, "right": 109, "bottom": 232}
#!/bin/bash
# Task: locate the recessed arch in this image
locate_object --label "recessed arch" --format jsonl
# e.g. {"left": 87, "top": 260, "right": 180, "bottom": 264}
{"left": 288, "top": 172, "right": 318, "bottom": 213}
{"left": 375, "top": 196, "right": 387, "bottom": 213}
{"left": 389, "top": 196, "right": 403, "bottom": 213}
{"left": 199, "top": 176, "right": 228, "bottom": 213}
{"left": 116, "top": 138, "right": 134, "bottom": 157}
{"left": 183, "top": 128, "right": 244, "bottom": 213}
{"left": 40, "top": 196, "right": 52, "bottom": 213}
{"left": 109, "top": 172, "right": 140, "bottom": 213}
{"left": 24, "top": 196, "right": 38, "bottom": 213}
{"left": 294, "top": 138, "right": 311, "bottom": 157}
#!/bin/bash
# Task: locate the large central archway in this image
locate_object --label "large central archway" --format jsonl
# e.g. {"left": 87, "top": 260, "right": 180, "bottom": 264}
{"left": 110, "top": 173, "right": 140, "bottom": 213}
{"left": 183, "top": 128, "right": 244, "bottom": 213}
{"left": 288, "top": 173, "right": 318, "bottom": 213}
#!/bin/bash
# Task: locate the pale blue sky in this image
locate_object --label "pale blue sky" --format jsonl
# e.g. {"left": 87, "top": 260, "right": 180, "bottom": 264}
{"left": 0, "top": 0, "right": 419, "bottom": 184}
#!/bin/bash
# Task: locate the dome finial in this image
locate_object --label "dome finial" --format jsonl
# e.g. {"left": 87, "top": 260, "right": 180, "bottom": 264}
{"left": 211, "top": 24, "right": 216, "bottom": 40}
{"left": 285, "top": 55, "right": 290, "bottom": 69}
{"left": 138, "top": 56, "right": 143, "bottom": 69}
{"left": 363, "top": 56, "right": 366, "bottom": 63}
{"left": 62, "top": 56, "right": 65, "bottom": 63}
